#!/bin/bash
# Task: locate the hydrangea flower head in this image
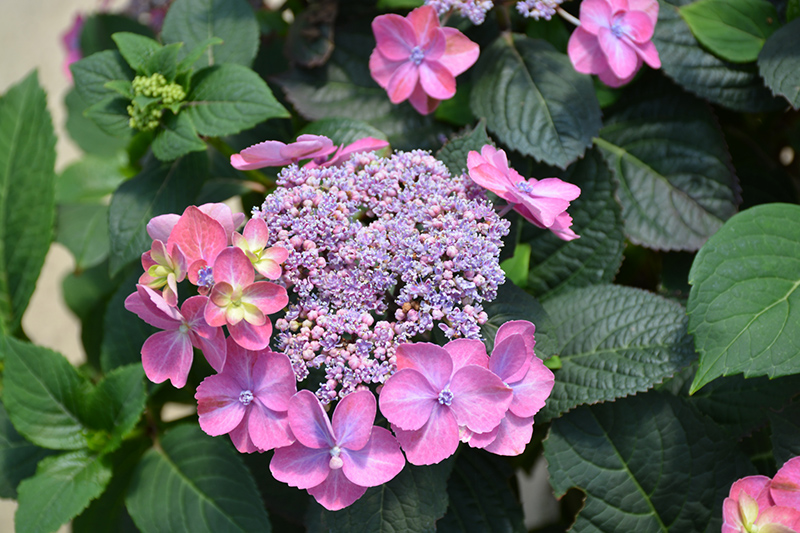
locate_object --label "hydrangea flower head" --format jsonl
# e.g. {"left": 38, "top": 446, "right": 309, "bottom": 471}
{"left": 231, "top": 134, "right": 336, "bottom": 171}
{"left": 232, "top": 218, "right": 289, "bottom": 280}
{"left": 516, "top": 0, "right": 564, "bottom": 20}
{"left": 567, "top": 0, "right": 661, "bottom": 87}
{"left": 425, "top": 1, "right": 494, "bottom": 25}
{"left": 270, "top": 390, "right": 406, "bottom": 510}
{"left": 467, "top": 144, "right": 581, "bottom": 240}
{"left": 195, "top": 337, "right": 296, "bottom": 453}
{"left": 138, "top": 239, "right": 187, "bottom": 307}
{"left": 379, "top": 340, "right": 513, "bottom": 465}
{"left": 369, "top": 5, "right": 480, "bottom": 114}
{"left": 255, "top": 149, "right": 509, "bottom": 402}
{"left": 124, "top": 285, "right": 226, "bottom": 388}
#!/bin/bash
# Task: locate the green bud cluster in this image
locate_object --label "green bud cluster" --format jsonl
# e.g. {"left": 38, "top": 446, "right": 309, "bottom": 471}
{"left": 127, "top": 73, "right": 187, "bottom": 131}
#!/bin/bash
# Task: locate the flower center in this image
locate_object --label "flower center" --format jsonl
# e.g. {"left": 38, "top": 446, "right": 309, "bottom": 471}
{"left": 438, "top": 387, "right": 454, "bottom": 406}
{"left": 197, "top": 266, "right": 214, "bottom": 289}
{"left": 409, "top": 46, "right": 425, "bottom": 65}
{"left": 239, "top": 390, "right": 254, "bottom": 406}
{"left": 516, "top": 181, "right": 534, "bottom": 194}
{"left": 611, "top": 15, "right": 626, "bottom": 38}
{"left": 329, "top": 446, "right": 344, "bottom": 469}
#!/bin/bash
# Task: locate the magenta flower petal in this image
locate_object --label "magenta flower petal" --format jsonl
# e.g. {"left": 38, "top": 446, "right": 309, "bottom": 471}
{"left": 197, "top": 203, "right": 244, "bottom": 240}
{"left": 341, "top": 426, "right": 405, "bottom": 487}
{"left": 369, "top": 49, "right": 405, "bottom": 89}
{"left": 252, "top": 352, "right": 296, "bottom": 412}
{"left": 141, "top": 330, "right": 193, "bottom": 388}
{"left": 419, "top": 61, "right": 456, "bottom": 100}
{"left": 632, "top": 39, "right": 661, "bottom": 69}
{"left": 620, "top": 10, "right": 655, "bottom": 43}
{"left": 494, "top": 321, "right": 536, "bottom": 382}
{"left": 229, "top": 414, "right": 260, "bottom": 453}
{"left": 396, "top": 342, "right": 453, "bottom": 390}
{"left": 196, "top": 373, "right": 248, "bottom": 436}
{"left": 440, "top": 27, "right": 480, "bottom": 76}
{"left": 406, "top": 5, "right": 440, "bottom": 49}
{"left": 271, "top": 441, "right": 332, "bottom": 489}
{"left": 386, "top": 61, "right": 420, "bottom": 104}
{"left": 212, "top": 247, "right": 255, "bottom": 287}
{"left": 482, "top": 412, "right": 534, "bottom": 456}
{"left": 204, "top": 294, "right": 229, "bottom": 328}
{"left": 597, "top": 27, "right": 639, "bottom": 79}
{"left": 317, "top": 137, "right": 390, "bottom": 168}
{"left": 243, "top": 281, "right": 289, "bottom": 315}
{"left": 242, "top": 217, "right": 270, "bottom": 250}
{"left": 756, "top": 506, "right": 800, "bottom": 531}
{"left": 288, "top": 390, "right": 336, "bottom": 449}
{"left": 227, "top": 319, "right": 273, "bottom": 351}
{"left": 467, "top": 425, "right": 499, "bottom": 449}
{"left": 124, "top": 289, "right": 178, "bottom": 331}
{"left": 449, "top": 365, "right": 512, "bottom": 433}
{"left": 407, "top": 83, "right": 440, "bottom": 115}
{"left": 772, "top": 457, "right": 800, "bottom": 509}
{"left": 393, "top": 404, "right": 459, "bottom": 465}
{"left": 248, "top": 402, "right": 293, "bottom": 451}
{"left": 596, "top": 63, "right": 639, "bottom": 87}
{"left": 444, "top": 338, "right": 489, "bottom": 372}
{"left": 332, "top": 390, "right": 377, "bottom": 451}
{"left": 379, "top": 369, "right": 438, "bottom": 431}
{"left": 307, "top": 468, "right": 368, "bottom": 511}
{"left": 568, "top": 27, "right": 610, "bottom": 75}
{"left": 489, "top": 334, "right": 530, "bottom": 384}
{"left": 168, "top": 207, "right": 227, "bottom": 283}
{"left": 146, "top": 213, "right": 180, "bottom": 242}
{"left": 629, "top": 0, "right": 659, "bottom": 24}
{"left": 509, "top": 357, "right": 554, "bottom": 418}
{"left": 580, "top": 0, "right": 613, "bottom": 35}
{"left": 182, "top": 297, "right": 226, "bottom": 373}
{"left": 372, "top": 14, "right": 416, "bottom": 61}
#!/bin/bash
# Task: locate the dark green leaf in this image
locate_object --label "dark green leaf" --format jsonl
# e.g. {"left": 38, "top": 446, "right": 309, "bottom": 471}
{"left": 80, "top": 14, "right": 154, "bottom": 57}
{"left": 284, "top": 0, "right": 336, "bottom": 68}
{"left": 82, "top": 365, "right": 146, "bottom": 453}
{"left": 544, "top": 392, "right": 754, "bottom": 532}
{"left": 161, "top": 0, "right": 259, "bottom": 69}
{"left": 596, "top": 78, "right": 739, "bottom": 251}
{"left": 653, "top": 0, "right": 782, "bottom": 112}
{"left": 85, "top": 96, "right": 133, "bottom": 137}
{"left": 306, "top": 460, "right": 453, "bottom": 533}
{"left": 770, "top": 403, "right": 800, "bottom": 466}
{"left": 64, "top": 88, "right": 130, "bottom": 156}
{"left": 540, "top": 285, "right": 696, "bottom": 420}
{"left": 105, "top": 80, "right": 133, "bottom": 99}
{"left": 144, "top": 43, "right": 184, "bottom": 81}
{"left": 2, "top": 338, "right": 89, "bottom": 450}
{"left": 438, "top": 448, "right": 525, "bottom": 533}
{"left": 0, "top": 401, "right": 54, "bottom": 499}
{"left": 480, "top": 281, "right": 558, "bottom": 359}
{"left": 789, "top": 0, "right": 800, "bottom": 20}
{"left": 152, "top": 112, "right": 207, "bottom": 161}
{"left": 687, "top": 203, "right": 800, "bottom": 392}
{"left": 275, "top": 34, "right": 449, "bottom": 150}
{"left": 184, "top": 63, "right": 289, "bottom": 137}
{"left": 111, "top": 32, "right": 162, "bottom": 73}
{"left": 72, "top": 51, "right": 134, "bottom": 109}
{"left": 56, "top": 155, "right": 127, "bottom": 204}
{"left": 177, "top": 37, "right": 224, "bottom": 73}
{"left": 15, "top": 450, "right": 113, "bottom": 533}
{"left": 298, "top": 118, "right": 388, "bottom": 147}
{"left": 376, "top": 0, "right": 424, "bottom": 7}
{"left": 679, "top": 0, "right": 778, "bottom": 63}
{"left": 108, "top": 152, "right": 207, "bottom": 276}
{"left": 522, "top": 149, "right": 625, "bottom": 300}
{"left": 126, "top": 424, "right": 271, "bottom": 533}
{"left": 500, "top": 243, "right": 531, "bottom": 288}
{"left": 434, "top": 83, "right": 475, "bottom": 127}
{"left": 470, "top": 34, "right": 601, "bottom": 169}
{"left": 758, "top": 18, "right": 800, "bottom": 108}
{"left": 0, "top": 71, "right": 57, "bottom": 332}
{"left": 57, "top": 204, "right": 110, "bottom": 271}
{"left": 435, "top": 119, "right": 492, "bottom": 177}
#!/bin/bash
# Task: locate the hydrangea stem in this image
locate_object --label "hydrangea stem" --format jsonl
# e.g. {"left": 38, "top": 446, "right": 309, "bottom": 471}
{"left": 557, "top": 6, "right": 581, "bottom": 27}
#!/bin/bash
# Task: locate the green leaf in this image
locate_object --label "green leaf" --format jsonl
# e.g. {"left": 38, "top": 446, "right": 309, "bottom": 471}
{"left": 679, "top": 0, "right": 778, "bottom": 63}
{"left": 435, "top": 119, "right": 492, "bottom": 177}
{"left": 85, "top": 96, "right": 133, "bottom": 137}
{"left": 284, "top": 1, "right": 336, "bottom": 68}
{"left": 0, "top": 71, "right": 57, "bottom": 332}
{"left": 789, "top": 0, "right": 800, "bottom": 20}
{"left": 480, "top": 281, "right": 558, "bottom": 359}
{"left": 306, "top": 460, "right": 453, "bottom": 533}
{"left": 56, "top": 155, "right": 127, "bottom": 204}
{"left": 758, "top": 18, "right": 800, "bottom": 108}
{"left": 56, "top": 204, "right": 110, "bottom": 271}
{"left": 126, "top": 424, "right": 272, "bottom": 533}
{"left": 64, "top": 88, "right": 131, "bottom": 157}
{"left": 501, "top": 243, "right": 531, "bottom": 289}
{"left": 770, "top": 403, "right": 800, "bottom": 466}
{"left": 81, "top": 365, "right": 146, "bottom": 453}
{"left": 80, "top": 14, "right": 154, "bottom": 57}
{"left": 376, "top": 0, "right": 424, "bottom": 7}
{"left": 105, "top": 80, "right": 133, "bottom": 99}
{"left": 522, "top": 149, "right": 625, "bottom": 300}
{"left": 540, "top": 285, "right": 696, "bottom": 420}
{"left": 298, "top": 118, "right": 388, "bottom": 148}
{"left": 595, "top": 78, "right": 739, "bottom": 251}
{"left": 161, "top": 0, "right": 259, "bottom": 69}
{"left": 544, "top": 392, "right": 754, "bottom": 532}
{"left": 687, "top": 203, "right": 800, "bottom": 392}
{"left": 108, "top": 152, "right": 208, "bottom": 276}
{"left": 72, "top": 50, "right": 134, "bottom": 109}
{"left": 145, "top": 43, "right": 184, "bottom": 81}
{"left": 152, "top": 112, "right": 207, "bottom": 161}
{"left": 438, "top": 448, "right": 525, "bottom": 533}
{"left": 0, "top": 401, "right": 54, "bottom": 499}
{"left": 469, "top": 34, "right": 601, "bottom": 169}
{"left": 15, "top": 450, "right": 113, "bottom": 533}
{"left": 184, "top": 63, "right": 289, "bottom": 137}
{"left": 3, "top": 337, "right": 88, "bottom": 450}
{"left": 653, "top": 0, "right": 782, "bottom": 112}
{"left": 275, "top": 34, "right": 449, "bottom": 151}
{"left": 177, "top": 37, "right": 224, "bottom": 73}
{"left": 112, "top": 32, "right": 162, "bottom": 73}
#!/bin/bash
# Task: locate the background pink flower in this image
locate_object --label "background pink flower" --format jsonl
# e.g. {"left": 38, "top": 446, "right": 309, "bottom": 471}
{"left": 231, "top": 134, "right": 336, "bottom": 170}
{"left": 369, "top": 5, "right": 479, "bottom": 114}
{"left": 567, "top": 0, "right": 661, "bottom": 87}
{"left": 304, "top": 137, "right": 390, "bottom": 169}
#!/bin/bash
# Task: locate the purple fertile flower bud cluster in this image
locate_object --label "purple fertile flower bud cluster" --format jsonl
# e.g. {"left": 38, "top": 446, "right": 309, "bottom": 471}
{"left": 424, "top": 0, "right": 495, "bottom": 25}
{"left": 516, "top": 0, "right": 564, "bottom": 20}
{"left": 254, "top": 150, "right": 509, "bottom": 403}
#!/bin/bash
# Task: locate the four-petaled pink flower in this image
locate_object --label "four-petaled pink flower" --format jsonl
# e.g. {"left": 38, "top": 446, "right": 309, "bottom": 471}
{"left": 138, "top": 239, "right": 187, "bottom": 307}
{"left": 379, "top": 340, "right": 513, "bottom": 465}
{"left": 195, "top": 337, "right": 296, "bottom": 453}
{"left": 467, "top": 321, "right": 554, "bottom": 455}
{"left": 124, "top": 285, "right": 226, "bottom": 388}
{"left": 567, "top": 0, "right": 661, "bottom": 87}
{"left": 147, "top": 203, "right": 245, "bottom": 245}
{"left": 204, "top": 247, "right": 289, "bottom": 351}
{"left": 231, "top": 134, "right": 336, "bottom": 171}
{"left": 370, "top": 5, "right": 480, "bottom": 115}
{"left": 723, "top": 471, "right": 800, "bottom": 533}
{"left": 270, "top": 390, "right": 406, "bottom": 511}
{"left": 467, "top": 145, "right": 581, "bottom": 241}
{"left": 305, "top": 137, "right": 390, "bottom": 169}
{"left": 232, "top": 218, "right": 289, "bottom": 280}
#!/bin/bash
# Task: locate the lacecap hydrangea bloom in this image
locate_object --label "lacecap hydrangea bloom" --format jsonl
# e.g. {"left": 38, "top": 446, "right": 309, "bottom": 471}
{"left": 253, "top": 149, "right": 510, "bottom": 403}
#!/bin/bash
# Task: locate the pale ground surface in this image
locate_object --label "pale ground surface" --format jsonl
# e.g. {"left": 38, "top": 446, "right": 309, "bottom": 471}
{"left": 0, "top": 1, "right": 559, "bottom": 530}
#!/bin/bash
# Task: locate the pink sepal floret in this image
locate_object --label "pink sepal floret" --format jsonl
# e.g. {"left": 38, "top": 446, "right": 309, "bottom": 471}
{"left": 270, "top": 390, "right": 406, "bottom": 510}
{"left": 305, "top": 137, "right": 390, "bottom": 169}
{"left": 195, "top": 337, "right": 296, "bottom": 453}
{"left": 232, "top": 218, "right": 289, "bottom": 280}
{"left": 231, "top": 134, "right": 336, "bottom": 171}
{"left": 723, "top": 458, "right": 800, "bottom": 533}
